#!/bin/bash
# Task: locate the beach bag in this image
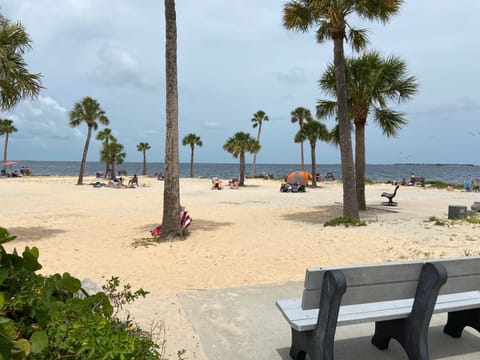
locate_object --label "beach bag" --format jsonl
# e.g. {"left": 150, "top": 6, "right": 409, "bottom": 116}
{"left": 150, "top": 210, "right": 192, "bottom": 236}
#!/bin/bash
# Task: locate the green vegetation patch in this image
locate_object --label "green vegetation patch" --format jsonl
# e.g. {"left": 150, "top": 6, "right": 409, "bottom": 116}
{"left": 324, "top": 216, "right": 367, "bottom": 227}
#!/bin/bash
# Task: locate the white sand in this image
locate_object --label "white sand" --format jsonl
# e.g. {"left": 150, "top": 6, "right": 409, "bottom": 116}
{"left": 2, "top": 176, "right": 480, "bottom": 358}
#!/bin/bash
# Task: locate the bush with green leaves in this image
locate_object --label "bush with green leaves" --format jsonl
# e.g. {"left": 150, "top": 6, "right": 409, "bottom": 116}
{"left": 0, "top": 227, "right": 161, "bottom": 359}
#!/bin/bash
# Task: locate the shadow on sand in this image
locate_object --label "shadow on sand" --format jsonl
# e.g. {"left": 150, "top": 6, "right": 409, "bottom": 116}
{"left": 7, "top": 226, "right": 66, "bottom": 242}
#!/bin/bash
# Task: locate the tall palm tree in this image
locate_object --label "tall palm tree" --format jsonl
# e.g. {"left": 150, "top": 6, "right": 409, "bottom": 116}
{"left": 0, "top": 119, "right": 17, "bottom": 170}
{"left": 101, "top": 140, "right": 126, "bottom": 179}
{"left": 69, "top": 97, "right": 109, "bottom": 185}
{"left": 0, "top": 15, "right": 42, "bottom": 111}
{"left": 318, "top": 51, "right": 418, "bottom": 209}
{"left": 250, "top": 110, "right": 269, "bottom": 177}
{"left": 182, "top": 133, "right": 202, "bottom": 178}
{"left": 283, "top": 0, "right": 403, "bottom": 218}
{"left": 96, "top": 128, "right": 116, "bottom": 176}
{"left": 136, "top": 142, "right": 151, "bottom": 176}
{"left": 223, "top": 132, "right": 260, "bottom": 186}
{"left": 290, "top": 107, "right": 312, "bottom": 171}
{"left": 162, "top": 0, "right": 181, "bottom": 238}
{"left": 294, "top": 120, "right": 330, "bottom": 187}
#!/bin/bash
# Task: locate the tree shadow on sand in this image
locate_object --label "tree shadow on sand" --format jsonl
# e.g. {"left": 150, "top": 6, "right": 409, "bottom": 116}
{"left": 132, "top": 219, "right": 234, "bottom": 247}
{"left": 281, "top": 204, "right": 398, "bottom": 225}
{"left": 7, "top": 226, "right": 66, "bottom": 242}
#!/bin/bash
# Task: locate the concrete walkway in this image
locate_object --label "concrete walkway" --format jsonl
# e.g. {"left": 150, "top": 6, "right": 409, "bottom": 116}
{"left": 179, "top": 282, "right": 480, "bottom": 360}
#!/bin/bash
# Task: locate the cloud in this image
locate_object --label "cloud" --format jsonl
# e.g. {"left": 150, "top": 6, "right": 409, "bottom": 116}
{"left": 6, "top": 96, "right": 79, "bottom": 140}
{"left": 92, "top": 46, "right": 158, "bottom": 90}
{"left": 276, "top": 68, "right": 308, "bottom": 85}
{"left": 202, "top": 121, "right": 223, "bottom": 129}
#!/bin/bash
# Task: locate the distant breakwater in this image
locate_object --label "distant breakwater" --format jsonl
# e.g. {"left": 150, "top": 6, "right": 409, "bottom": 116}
{"left": 10, "top": 161, "right": 480, "bottom": 185}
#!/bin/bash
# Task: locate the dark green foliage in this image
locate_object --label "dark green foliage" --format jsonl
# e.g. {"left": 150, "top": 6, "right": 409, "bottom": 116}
{"left": 324, "top": 216, "right": 367, "bottom": 227}
{"left": 0, "top": 227, "right": 161, "bottom": 359}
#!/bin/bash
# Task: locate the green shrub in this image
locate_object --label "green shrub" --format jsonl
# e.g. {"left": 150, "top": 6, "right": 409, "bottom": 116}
{"left": 324, "top": 216, "right": 367, "bottom": 227}
{"left": 0, "top": 227, "right": 162, "bottom": 359}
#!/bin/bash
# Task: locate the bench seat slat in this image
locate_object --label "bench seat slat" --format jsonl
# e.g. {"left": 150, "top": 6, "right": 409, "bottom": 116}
{"left": 277, "top": 291, "right": 480, "bottom": 332}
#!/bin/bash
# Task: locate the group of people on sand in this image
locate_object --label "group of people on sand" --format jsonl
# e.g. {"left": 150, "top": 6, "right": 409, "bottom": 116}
{"left": 388, "top": 173, "right": 419, "bottom": 187}
{"left": 94, "top": 174, "right": 139, "bottom": 188}
{"left": 211, "top": 177, "right": 240, "bottom": 190}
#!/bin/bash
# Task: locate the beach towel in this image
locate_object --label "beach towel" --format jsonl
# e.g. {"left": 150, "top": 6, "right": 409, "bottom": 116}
{"left": 150, "top": 210, "right": 192, "bottom": 236}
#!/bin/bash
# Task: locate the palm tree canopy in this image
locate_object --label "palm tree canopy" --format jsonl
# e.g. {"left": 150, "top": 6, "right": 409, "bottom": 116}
{"left": 317, "top": 51, "right": 418, "bottom": 137}
{"left": 137, "top": 142, "right": 151, "bottom": 152}
{"left": 294, "top": 119, "right": 330, "bottom": 144}
{"left": 101, "top": 141, "right": 126, "bottom": 164}
{"left": 283, "top": 0, "right": 403, "bottom": 50}
{"left": 96, "top": 128, "right": 116, "bottom": 143}
{"left": 69, "top": 96, "right": 109, "bottom": 130}
{"left": 251, "top": 110, "right": 269, "bottom": 129}
{"left": 0, "top": 118, "right": 17, "bottom": 135}
{"left": 223, "top": 132, "right": 260, "bottom": 158}
{"left": 290, "top": 106, "right": 313, "bottom": 127}
{"left": 0, "top": 15, "right": 43, "bottom": 111}
{"left": 182, "top": 133, "right": 202, "bottom": 149}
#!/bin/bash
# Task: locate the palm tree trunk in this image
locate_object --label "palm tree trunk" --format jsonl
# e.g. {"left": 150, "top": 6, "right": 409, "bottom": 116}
{"left": 190, "top": 147, "right": 194, "bottom": 177}
{"left": 239, "top": 152, "right": 245, "bottom": 186}
{"left": 111, "top": 158, "right": 116, "bottom": 179}
{"left": 251, "top": 125, "right": 262, "bottom": 177}
{"left": 77, "top": 126, "right": 92, "bottom": 185}
{"left": 333, "top": 37, "right": 358, "bottom": 218}
{"left": 311, "top": 142, "right": 317, "bottom": 187}
{"left": 300, "top": 141, "right": 305, "bottom": 171}
{"left": 2, "top": 133, "right": 9, "bottom": 171}
{"left": 143, "top": 151, "right": 147, "bottom": 175}
{"left": 355, "top": 120, "right": 367, "bottom": 210}
{"left": 162, "top": 0, "right": 181, "bottom": 238}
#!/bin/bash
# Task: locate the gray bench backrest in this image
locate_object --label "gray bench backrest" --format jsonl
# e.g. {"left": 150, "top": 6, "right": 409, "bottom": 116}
{"left": 302, "top": 256, "right": 480, "bottom": 310}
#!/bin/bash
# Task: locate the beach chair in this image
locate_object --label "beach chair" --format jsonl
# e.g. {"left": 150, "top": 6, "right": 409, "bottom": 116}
{"left": 381, "top": 185, "right": 399, "bottom": 206}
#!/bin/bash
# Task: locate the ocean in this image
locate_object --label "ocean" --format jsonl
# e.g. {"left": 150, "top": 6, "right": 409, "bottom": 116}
{"left": 9, "top": 161, "right": 480, "bottom": 185}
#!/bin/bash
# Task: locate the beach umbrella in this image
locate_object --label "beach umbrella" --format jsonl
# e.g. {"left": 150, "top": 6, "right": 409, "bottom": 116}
{"left": 2, "top": 161, "right": 17, "bottom": 166}
{"left": 286, "top": 170, "right": 311, "bottom": 186}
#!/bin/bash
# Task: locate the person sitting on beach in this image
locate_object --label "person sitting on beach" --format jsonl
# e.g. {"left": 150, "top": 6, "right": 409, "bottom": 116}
{"left": 211, "top": 178, "right": 223, "bottom": 190}
{"left": 128, "top": 174, "right": 139, "bottom": 187}
{"left": 409, "top": 173, "right": 416, "bottom": 186}
{"left": 401, "top": 178, "right": 407, "bottom": 186}
{"left": 229, "top": 178, "right": 240, "bottom": 189}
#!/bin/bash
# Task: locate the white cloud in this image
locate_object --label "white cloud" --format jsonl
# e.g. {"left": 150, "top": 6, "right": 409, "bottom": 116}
{"left": 92, "top": 46, "right": 158, "bottom": 90}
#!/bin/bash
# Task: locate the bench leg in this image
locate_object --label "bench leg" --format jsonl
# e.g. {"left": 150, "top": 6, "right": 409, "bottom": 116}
{"left": 372, "top": 318, "right": 429, "bottom": 359}
{"left": 444, "top": 308, "right": 480, "bottom": 338}
{"left": 289, "top": 270, "right": 346, "bottom": 360}
{"left": 371, "top": 262, "right": 447, "bottom": 360}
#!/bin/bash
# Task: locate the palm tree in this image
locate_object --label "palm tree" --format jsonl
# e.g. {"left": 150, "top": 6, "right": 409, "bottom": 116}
{"left": 0, "top": 15, "right": 42, "bottom": 111}
{"left": 290, "top": 107, "right": 312, "bottom": 171}
{"left": 96, "top": 128, "right": 116, "bottom": 177}
{"left": 182, "top": 133, "right": 202, "bottom": 178}
{"left": 101, "top": 140, "right": 126, "bottom": 179}
{"left": 0, "top": 119, "right": 17, "bottom": 170}
{"left": 294, "top": 120, "right": 330, "bottom": 187}
{"left": 162, "top": 0, "right": 181, "bottom": 238}
{"left": 283, "top": 0, "right": 403, "bottom": 218}
{"left": 223, "top": 132, "right": 260, "bottom": 186}
{"left": 318, "top": 51, "right": 418, "bottom": 209}
{"left": 69, "top": 97, "right": 109, "bottom": 185}
{"left": 250, "top": 110, "right": 269, "bottom": 177}
{"left": 137, "top": 142, "right": 151, "bottom": 176}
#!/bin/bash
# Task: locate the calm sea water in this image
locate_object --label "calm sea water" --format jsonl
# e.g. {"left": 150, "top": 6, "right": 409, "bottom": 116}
{"left": 10, "top": 161, "right": 480, "bottom": 185}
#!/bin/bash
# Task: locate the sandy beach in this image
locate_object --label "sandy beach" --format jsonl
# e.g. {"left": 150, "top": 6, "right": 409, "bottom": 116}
{"left": 2, "top": 176, "right": 480, "bottom": 358}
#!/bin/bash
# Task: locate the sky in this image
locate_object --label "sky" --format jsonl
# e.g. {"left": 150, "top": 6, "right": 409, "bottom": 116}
{"left": 1, "top": 1, "right": 480, "bottom": 165}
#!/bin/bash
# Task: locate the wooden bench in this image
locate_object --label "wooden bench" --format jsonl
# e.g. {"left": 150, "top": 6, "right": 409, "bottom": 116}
{"left": 276, "top": 257, "right": 480, "bottom": 360}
